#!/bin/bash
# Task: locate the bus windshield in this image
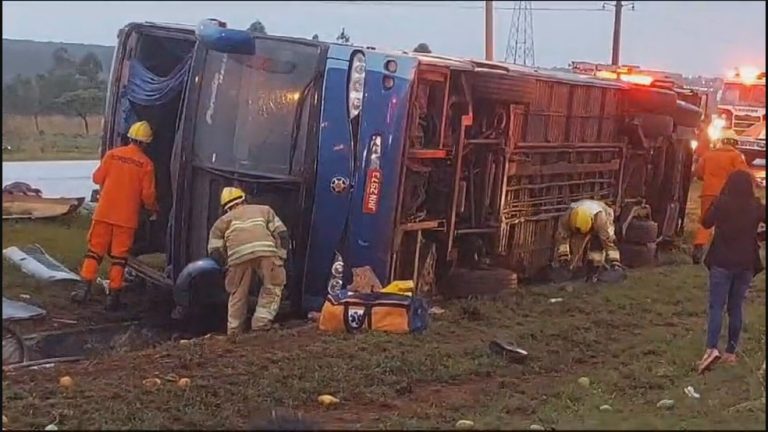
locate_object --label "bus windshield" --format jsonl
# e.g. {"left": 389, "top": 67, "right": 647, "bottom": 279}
{"left": 193, "top": 39, "right": 322, "bottom": 176}
{"left": 720, "top": 82, "right": 766, "bottom": 108}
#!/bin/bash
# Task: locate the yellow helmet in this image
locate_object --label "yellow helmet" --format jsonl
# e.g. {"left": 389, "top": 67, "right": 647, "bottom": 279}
{"left": 718, "top": 129, "right": 739, "bottom": 146}
{"left": 220, "top": 187, "right": 246, "bottom": 212}
{"left": 127, "top": 121, "right": 153, "bottom": 144}
{"left": 569, "top": 206, "right": 594, "bottom": 234}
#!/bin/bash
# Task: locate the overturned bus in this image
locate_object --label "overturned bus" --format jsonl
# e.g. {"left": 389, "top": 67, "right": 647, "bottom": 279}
{"left": 101, "top": 20, "right": 700, "bottom": 327}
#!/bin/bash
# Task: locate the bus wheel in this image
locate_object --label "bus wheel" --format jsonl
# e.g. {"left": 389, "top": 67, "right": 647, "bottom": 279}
{"left": 439, "top": 268, "right": 518, "bottom": 300}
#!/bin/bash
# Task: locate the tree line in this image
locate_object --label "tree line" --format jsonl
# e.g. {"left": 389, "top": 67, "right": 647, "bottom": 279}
{"left": 3, "top": 47, "right": 106, "bottom": 135}
{"left": 3, "top": 21, "right": 432, "bottom": 137}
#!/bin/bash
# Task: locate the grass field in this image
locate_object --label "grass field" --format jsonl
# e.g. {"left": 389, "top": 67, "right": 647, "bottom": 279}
{"left": 1, "top": 184, "right": 766, "bottom": 430}
{"left": 2, "top": 115, "right": 101, "bottom": 161}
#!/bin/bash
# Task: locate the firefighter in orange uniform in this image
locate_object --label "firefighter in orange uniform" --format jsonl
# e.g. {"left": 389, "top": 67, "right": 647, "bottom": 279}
{"left": 692, "top": 129, "right": 750, "bottom": 264}
{"left": 71, "top": 121, "right": 159, "bottom": 311}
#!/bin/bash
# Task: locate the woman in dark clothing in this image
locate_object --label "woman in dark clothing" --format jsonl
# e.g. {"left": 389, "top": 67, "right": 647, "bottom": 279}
{"left": 697, "top": 170, "right": 765, "bottom": 374}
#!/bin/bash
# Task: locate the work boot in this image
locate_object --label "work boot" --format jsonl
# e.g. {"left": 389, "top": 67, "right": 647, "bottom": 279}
{"left": 105, "top": 292, "right": 122, "bottom": 312}
{"left": 70, "top": 282, "right": 93, "bottom": 304}
{"left": 691, "top": 245, "right": 704, "bottom": 265}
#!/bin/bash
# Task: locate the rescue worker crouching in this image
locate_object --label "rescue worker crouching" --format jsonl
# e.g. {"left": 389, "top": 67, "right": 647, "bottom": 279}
{"left": 71, "top": 121, "right": 159, "bottom": 311}
{"left": 208, "top": 187, "right": 290, "bottom": 335}
{"left": 552, "top": 199, "right": 623, "bottom": 281}
{"left": 692, "top": 129, "right": 750, "bottom": 264}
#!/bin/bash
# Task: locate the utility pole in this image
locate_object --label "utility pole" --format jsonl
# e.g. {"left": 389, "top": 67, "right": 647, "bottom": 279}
{"left": 485, "top": 0, "right": 494, "bottom": 61}
{"left": 604, "top": 1, "right": 634, "bottom": 65}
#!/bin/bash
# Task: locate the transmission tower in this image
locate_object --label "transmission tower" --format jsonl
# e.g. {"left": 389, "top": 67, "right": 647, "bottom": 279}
{"left": 504, "top": 1, "right": 535, "bottom": 66}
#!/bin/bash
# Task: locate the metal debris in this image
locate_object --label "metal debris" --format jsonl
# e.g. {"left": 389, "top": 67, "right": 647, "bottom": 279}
{"left": 656, "top": 399, "right": 675, "bottom": 409}
{"left": 3, "top": 297, "right": 46, "bottom": 321}
{"left": 3, "top": 244, "right": 81, "bottom": 282}
{"left": 489, "top": 340, "right": 529, "bottom": 364}
{"left": 429, "top": 306, "right": 446, "bottom": 315}
{"left": 684, "top": 386, "right": 700, "bottom": 399}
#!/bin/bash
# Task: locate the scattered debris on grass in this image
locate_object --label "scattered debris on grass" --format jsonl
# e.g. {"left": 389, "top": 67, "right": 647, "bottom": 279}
{"left": 3, "top": 296, "right": 47, "bottom": 321}
{"left": 684, "top": 386, "right": 700, "bottom": 399}
{"left": 142, "top": 378, "right": 162, "bottom": 390}
{"left": 317, "top": 394, "right": 340, "bottom": 407}
{"left": 548, "top": 298, "right": 564, "bottom": 304}
{"left": 58, "top": 375, "right": 74, "bottom": 389}
{"left": 529, "top": 424, "right": 545, "bottom": 431}
{"left": 577, "top": 376, "right": 591, "bottom": 388}
{"left": 429, "top": 306, "right": 446, "bottom": 315}
{"left": 2, "top": 244, "right": 82, "bottom": 282}
{"left": 488, "top": 340, "right": 529, "bottom": 364}
{"left": 455, "top": 419, "right": 475, "bottom": 429}
{"left": 599, "top": 404, "right": 613, "bottom": 412}
{"left": 177, "top": 378, "right": 191, "bottom": 389}
{"left": 656, "top": 399, "right": 675, "bottom": 409}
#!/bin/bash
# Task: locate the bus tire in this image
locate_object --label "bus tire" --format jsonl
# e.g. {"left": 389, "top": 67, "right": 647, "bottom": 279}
{"left": 638, "top": 114, "right": 674, "bottom": 139}
{"left": 619, "top": 242, "right": 657, "bottom": 269}
{"left": 439, "top": 268, "right": 518, "bottom": 300}
{"left": 623, "top": 219, "right": 659, "bottom": 244}
{"left": 673, "top": 101, "right": 703, "bottom": 128}
{"left": 626, "top": 87, "right": 677, "bottom": 115}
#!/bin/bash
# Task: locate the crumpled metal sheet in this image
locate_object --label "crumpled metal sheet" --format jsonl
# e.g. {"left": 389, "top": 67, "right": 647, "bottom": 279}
{"left": 3, "top": 297, "right": 46, "bottom": 321}
{"left": 2, "top": 244, "right": 81, "bottom": 282}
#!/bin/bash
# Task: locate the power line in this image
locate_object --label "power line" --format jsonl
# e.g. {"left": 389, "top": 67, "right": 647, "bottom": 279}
{"left": 316, "top": 1, "right": 614, "bottom": 12}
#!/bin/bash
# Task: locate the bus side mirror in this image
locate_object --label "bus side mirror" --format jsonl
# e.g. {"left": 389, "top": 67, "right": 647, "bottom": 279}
{"left": 196, "top": 19, "right": 255, "bottom": 55}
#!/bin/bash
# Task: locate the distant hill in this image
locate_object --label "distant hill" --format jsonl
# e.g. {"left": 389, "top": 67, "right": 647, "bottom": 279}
{"left": 2, "top": 39, "right": 114, "bottom": 83}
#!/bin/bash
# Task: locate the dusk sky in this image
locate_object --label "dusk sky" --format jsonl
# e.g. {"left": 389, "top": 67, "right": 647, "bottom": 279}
{"left": 3, "top": 1, "right": 765, "bottom": 76}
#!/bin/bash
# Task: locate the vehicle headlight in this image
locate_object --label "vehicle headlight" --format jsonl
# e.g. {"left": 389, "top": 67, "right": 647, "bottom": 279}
{"left": 331, "top": 261, "right": 344, "bottom": 278}
{"left": 327, "top": 252, "right": 346, "bottom": 294}
{"left": 708, "top": 117, "right": 726, "bottom": 141}
{"left": 348, "top": 52, "right": 366, "bottom": 119}
{"left": 327, "top": 278, "right": 343, "bottom": 294}
{"left": 690, "top": 139, "right": 698, "bottom": 150}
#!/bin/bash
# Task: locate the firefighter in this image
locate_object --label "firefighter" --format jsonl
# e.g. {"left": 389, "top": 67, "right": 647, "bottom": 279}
{"left": 208, "top": 187, "right": 290, "bottom": 335}
{"left": 692, "top": 128, "right": 750, "bottom": 264}
{"left": 553, "top": 199, "right": 622, "bottom": 276}
{"left": 71, "top": 121, "right": 159, "bottom": 310}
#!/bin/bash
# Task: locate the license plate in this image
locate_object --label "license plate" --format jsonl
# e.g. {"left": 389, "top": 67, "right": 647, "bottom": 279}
{"left": 362, "top": 168, "right": 382, "bottom": 214}
{"left": 738, "top": 140, "right": 766, "bottom": 150}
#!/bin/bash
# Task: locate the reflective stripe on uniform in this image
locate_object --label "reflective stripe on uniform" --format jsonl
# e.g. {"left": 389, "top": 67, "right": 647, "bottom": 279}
{"left": 229, "top": 218, "right": 269, "bottom": 231}
{"left": 227, "top": 241, "right": 280, "bottom": 263}
{"left": 208, "top": 238, "right": 224, "bottom": 250}
{"left": 606, "top": 249, "right": 621, "bottom": 262}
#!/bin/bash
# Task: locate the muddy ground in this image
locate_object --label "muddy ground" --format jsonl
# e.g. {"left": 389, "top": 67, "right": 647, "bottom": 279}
{"left": 2, "top": 183, "right": 766, "bottom": 430}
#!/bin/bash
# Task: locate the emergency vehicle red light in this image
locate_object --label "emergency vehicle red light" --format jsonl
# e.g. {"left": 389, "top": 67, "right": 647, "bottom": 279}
{"left": 619, "top": 74, "right": 654, "bottom": 86}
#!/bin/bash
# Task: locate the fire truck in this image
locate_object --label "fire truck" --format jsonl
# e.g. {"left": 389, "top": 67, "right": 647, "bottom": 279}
{"left": 714, "top": 67, "right": 766, "bottom": 164}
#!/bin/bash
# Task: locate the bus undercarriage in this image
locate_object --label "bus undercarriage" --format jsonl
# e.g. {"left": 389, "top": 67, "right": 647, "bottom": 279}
{"left": 392, "top": 58, "right": 698, "bottom": 297}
